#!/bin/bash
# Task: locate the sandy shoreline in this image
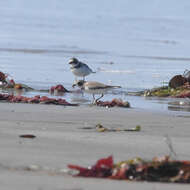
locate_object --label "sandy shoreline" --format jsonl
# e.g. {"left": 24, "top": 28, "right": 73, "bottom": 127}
{"left": 0, "top": 102, "right": 190, "bottom": 189}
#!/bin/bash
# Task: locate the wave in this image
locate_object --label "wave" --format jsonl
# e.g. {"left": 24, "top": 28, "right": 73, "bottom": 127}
{"left": 0, "top": 47, "right": 107, "bottom": 55}
{"left": 122, "top": 54, "right": 190, "bottom": 62}
{"left": 97, "top": 68, "right": 135, "bottom": 74}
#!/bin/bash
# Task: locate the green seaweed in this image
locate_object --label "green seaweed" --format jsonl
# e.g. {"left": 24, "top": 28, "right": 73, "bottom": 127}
{"left": 144, "top": 86, "right": 190, "bottom": 97}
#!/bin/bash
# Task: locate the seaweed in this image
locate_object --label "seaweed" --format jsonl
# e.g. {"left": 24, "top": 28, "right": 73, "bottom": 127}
{"left": 0, "top": 93, "right": 78, "bottom": 106}
{"left": 144, "top": 85, "right": 190, "bottom": 98}
{"left": 68, "top": 155, "right": 190, "bottom": 183}
{"left": 50, "top": 84, "right": 70, "bottom": 94}
{"left": 95, "top": 124, "right": 141, "bottom": 132}
{"left": 96, "top": 98, "right": 130, "bottom": 108}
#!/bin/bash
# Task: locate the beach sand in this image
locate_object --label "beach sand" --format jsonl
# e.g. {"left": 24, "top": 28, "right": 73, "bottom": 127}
{"left": 0, "top": 102, "right": 190, "bottom": 189}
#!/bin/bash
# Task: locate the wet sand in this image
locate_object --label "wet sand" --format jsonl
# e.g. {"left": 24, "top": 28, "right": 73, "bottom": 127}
{"left": 0, "top": 103, "right": 190, "bottom": 189}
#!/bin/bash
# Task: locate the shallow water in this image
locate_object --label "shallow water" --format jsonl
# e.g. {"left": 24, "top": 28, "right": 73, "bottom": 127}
{"left": 1, "top": 0, "right": 190, "bottom": 113}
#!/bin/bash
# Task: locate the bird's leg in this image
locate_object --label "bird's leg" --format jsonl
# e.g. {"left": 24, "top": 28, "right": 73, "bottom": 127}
{"left": 95, "top": 94, "right": 104, "bottom": 104}
{"left": 72, "top": 77, "right": 78, "bottom": 88}
{"left": 81, "top": 90, "right": 84, "bottom": 97}
{"left": 92, "top": 94, "right": 96, "bottom": 104}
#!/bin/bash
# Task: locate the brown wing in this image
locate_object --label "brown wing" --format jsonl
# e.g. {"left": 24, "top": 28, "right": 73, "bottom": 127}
{"left": 86, "top": 81, "right": 121, "bottom": 90}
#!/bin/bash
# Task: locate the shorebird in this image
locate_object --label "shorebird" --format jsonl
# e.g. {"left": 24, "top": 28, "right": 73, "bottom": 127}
{"left": 68, "top": 58, "right": 95, "bottom": 80}
{"left": 72, "top": 80, "right": 121, "bottom": 104}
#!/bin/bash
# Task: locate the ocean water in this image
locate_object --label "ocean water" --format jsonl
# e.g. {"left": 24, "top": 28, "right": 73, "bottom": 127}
{"left": 1, "top": 0, "right": 190, "bottom": 112}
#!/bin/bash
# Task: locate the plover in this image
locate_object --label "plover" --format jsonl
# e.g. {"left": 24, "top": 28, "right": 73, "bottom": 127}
{"left": 73, "top": 80, "right": 121, "bottom": 103}
{"left": 68, "top": 58, "right": 95, "bottom": 80}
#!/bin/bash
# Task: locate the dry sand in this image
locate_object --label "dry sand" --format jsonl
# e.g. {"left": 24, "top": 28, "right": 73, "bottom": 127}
{"left": 0, "top": 102, "right": 190, "bottom": 190}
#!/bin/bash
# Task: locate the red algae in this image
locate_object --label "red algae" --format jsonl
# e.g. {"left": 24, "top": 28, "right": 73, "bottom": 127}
{"left": 68, "top": 156, "right": 113, "bottom": 178}
{"left": 50, "top": 84, "right": 69, "bottom": 94}
{"left": 68, "top": 155, "right": 190, "bottom": 183}
{"left": 0, "top": 93, "right": 78, "bottom": 106}
{"left": 96, "top": 98, "right": 130, "bottom": 108}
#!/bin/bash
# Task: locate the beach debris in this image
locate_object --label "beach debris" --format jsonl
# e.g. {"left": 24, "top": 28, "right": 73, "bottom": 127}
{"left": 0, "top": 71, "right": 15, "bottom": 87}
{"left": 0, "top": 71, "right": 34, "bottom": 91}
{"left": 169, "top": 75, "right": 187, "bottom": 88}
{"left": 95, "top": 124, "right": 108, "bottom": 132}
{"left": 183, "top": 69, "right": 190, "bottom": 82}
{"left": 96, "top": 98, "right": 130, "bottom": 108}
{"left": 81, "top": 124, "right": 141, "bottom": 132}
{"left": 11, "top": 81, "right": 34, "bottom": 90}
{"left": 144, "top": 85, "right": 190, "bottom": 98}
{"left": 0, "top": 93, "right": 78, "bottom": 106}
{"left": 14, "top": 83, "right": 23, "bottom": 90}
{"left": 50, "top": 84, "right": 69, "bottom": 95}
{"left": 0, "top": 71, "right": 8, "bottom": 84}
{"left": 144, "top": 86, "right": 173, "bottom": 97}
{"left": 95, "top": 124, "right": 141, "bottom": 132}
{"left": 143, "top": 70, "right": 190, "bottom": 98}
{"left": 173, "top": 92, "right": 190, "bottom": 98}
{"left": 169, "top": 70, "right": 190, "bottom": 89}
{"left": 123, "top": 125, "right": 141, "bottom": 132}
{"left": 68, "top": 155, "right": 190, "bottom": 183}
{"left": 68, "top": 156, "right": 113, "bottom": 178}
{"left": 19, "top": 134, "right": 36, "bottom": 139}
{"left": 0, "top": 72, "right": 71, "bottom": 94}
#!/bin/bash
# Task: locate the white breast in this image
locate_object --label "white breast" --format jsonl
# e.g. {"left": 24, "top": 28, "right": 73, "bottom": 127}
{"left": 71, "top": 66, "right": 91, "bottom": 77}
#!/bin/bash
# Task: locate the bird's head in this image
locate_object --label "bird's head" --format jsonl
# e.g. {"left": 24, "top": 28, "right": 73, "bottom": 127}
{"left": 72, "top": 80, "right": 85, "bottom": 88}
{"left": 68, "top": 57, "right": 79, "bottom": 66}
